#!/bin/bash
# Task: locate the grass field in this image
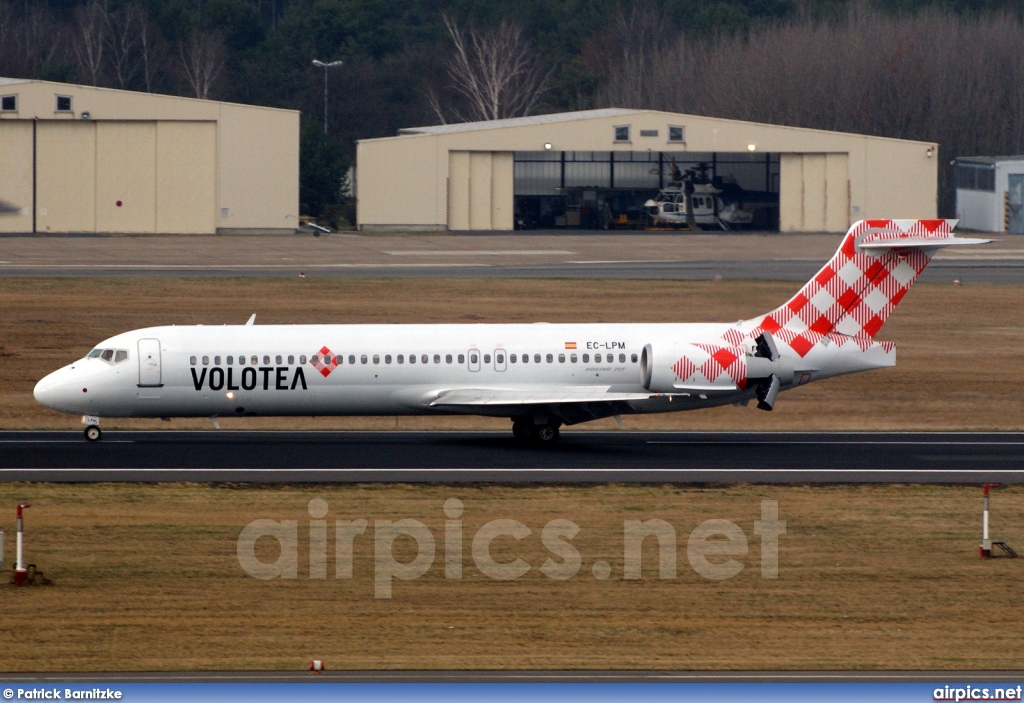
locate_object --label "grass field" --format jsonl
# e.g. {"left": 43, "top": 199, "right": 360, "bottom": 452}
{"left": 1, "top": 483, "right": 1022, "bottom": 671}
{"left": 2, "top": 277, "right": 1023, "bottom": 431}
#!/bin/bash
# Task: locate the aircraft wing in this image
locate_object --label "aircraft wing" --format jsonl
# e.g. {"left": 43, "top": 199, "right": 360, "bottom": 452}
{"left": 430, "top": 386, "right": 656, "bottom": 407}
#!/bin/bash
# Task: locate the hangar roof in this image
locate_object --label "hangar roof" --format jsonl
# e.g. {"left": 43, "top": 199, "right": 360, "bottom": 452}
{"left": 398, "top": 108, "right": 636, "bottom": 135}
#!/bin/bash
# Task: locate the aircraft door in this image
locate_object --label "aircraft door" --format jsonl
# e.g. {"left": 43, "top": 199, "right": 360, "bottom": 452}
{"left": 138, "top": 338, "right": 162, "bottom": 387}
{"left": 468, "top": 349, "right": 480, "bottom": 372}
{"left": 494, "top": 349, "right": 506, "bottom": 372}
{"left": 1009, "top": 174, "right": 1024, "bottom": 234}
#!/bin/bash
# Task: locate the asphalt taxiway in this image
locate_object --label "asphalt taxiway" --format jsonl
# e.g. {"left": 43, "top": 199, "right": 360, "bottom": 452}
{"left": 2, "top": 430, "right": 1022, "bottom": 483}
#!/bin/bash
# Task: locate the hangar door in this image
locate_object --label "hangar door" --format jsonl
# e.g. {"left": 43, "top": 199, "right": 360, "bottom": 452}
{"left": 779, "top": 153, "right": 849, "bottom": 232}
{"left": 447, "top": 151, "right": 513, "bottom": 231}
{"left": 32, "top": 120, "right": 216, "bottom": 234}
{"left": 0, "top": 121, "right": 34, "bottom": 233}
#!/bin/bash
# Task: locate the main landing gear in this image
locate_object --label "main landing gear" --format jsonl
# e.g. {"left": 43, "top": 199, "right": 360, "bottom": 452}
{"left": 512, "top": 419, "right": 561, "bottom": 445}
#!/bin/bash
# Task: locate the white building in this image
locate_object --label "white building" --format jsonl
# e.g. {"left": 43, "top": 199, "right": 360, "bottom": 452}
{"left": 955, "top": 156, "right": 1024, "bottom": 233}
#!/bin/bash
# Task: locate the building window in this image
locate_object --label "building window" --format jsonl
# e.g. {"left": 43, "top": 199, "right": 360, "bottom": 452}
{"left": 639, "top": 129, "right": 658, "bottom": 138}
{"left": 668, "top": 125, "right": 685, "bottom": 143}
{"left": 614, "top": 125, "right": 630, "bottom": 143}
{"left": 55, "top": 95, "right": 72, "bottom": 112}
{"left": 956, "top": 164, "right": 995, "bottom": 192}
{"left": 1, "top": 95, "right": 16, "bottom": 112}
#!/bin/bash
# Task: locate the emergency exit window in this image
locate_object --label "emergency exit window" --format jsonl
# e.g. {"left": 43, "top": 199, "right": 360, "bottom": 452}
{"left": 1, "top": 95, "right": 16, "bottom": 112}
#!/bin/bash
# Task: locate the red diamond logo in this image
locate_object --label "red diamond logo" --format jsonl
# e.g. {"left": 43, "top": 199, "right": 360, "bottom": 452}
{"left": 310, "top": 346, "right": 338, "bottom": 377}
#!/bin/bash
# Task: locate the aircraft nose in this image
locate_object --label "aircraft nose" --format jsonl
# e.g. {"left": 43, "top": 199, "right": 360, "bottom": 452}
{"left": 34, "top": 370, "right": 69, "bottom": 411}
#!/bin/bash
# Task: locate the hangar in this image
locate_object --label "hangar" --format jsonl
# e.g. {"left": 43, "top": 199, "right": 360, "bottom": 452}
{"left": 0, "top": 78, "right": 298, "bottom": 234}
{"left": 356, "top": 108, "right": 938, "bottom": 233}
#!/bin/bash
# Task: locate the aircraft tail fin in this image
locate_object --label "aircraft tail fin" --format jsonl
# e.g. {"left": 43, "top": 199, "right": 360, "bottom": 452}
{"left": 740, "top": 219, "right": 989, "bottom": 356}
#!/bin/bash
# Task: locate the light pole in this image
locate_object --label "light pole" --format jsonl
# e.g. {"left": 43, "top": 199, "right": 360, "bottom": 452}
{"left": 312, "top": 59, "right": 343, "bottom": 135}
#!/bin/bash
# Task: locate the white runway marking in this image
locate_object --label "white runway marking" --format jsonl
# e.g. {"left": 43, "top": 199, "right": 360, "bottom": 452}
{"left": 384, "top": 250, "right": 575, "bottom": 256}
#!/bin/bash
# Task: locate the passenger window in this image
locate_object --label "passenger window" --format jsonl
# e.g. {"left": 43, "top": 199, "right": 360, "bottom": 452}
{"left": 275, "top": 355, "right": 282, "bottom": 365}
{"left": 484, "top": 354, "right": 491, "bottom": 364}
{"left": 410, "top": 354, "right": 416, "bottom": 364}
{"left": 631, "top": 353, "right": 638, "bottom": 363}
{"left": 88, "top": 349, "right": 103, "bottom": 358}
{"left": 361, "top": 355, "right": 368, "bottom": 364}
{"left": 534, "top": 354, "right": 541, "bottom": 363}
{"left": 571, "top": 354, "right": 578, "bottom": 363}
{"left": 433, "top": 354, "right": 440, "bottom": 364}
{"left": 324, "top": 354, "right": 332, "bottom": 365}
{"left": 226, "top": 356, "right": 233, "bottom": 365}
{"left": 263, "top": 355, "right": 270, "bottom": 365}
{"left": 385, "top": 355, "right": 392, "bottom": 364}
{"left": 398, "top": 355, "right": 404, "bottom": 364}
{"left": 288, "top": 355, "right": 294, "bottom": 365}
{"left": 446, "top": 354, "right": 452, "bottom": 364}
{"left": 619, "top": 353, "right": 626, "bottom": 363}
{"left": 300, "top": 356, "right": 307, "bottom": 364}
{"left": 458, "top": 354, "right": 465, "bottom": 364}
{"left": 251, "top": 356, "right": 257, "bottom": 365}
{"left": 546, "top": 354, "right": 553, "bottom": 363}
{"left": 510, "top": 354, "right": 517, "bottom": 363}
{"left": 202, "top": 356, "right": 210, "bottom": 365}
{"left": 101, "top": 349, "right": 114, "bottom": 362}
{"left": 470, "top": 352, "right": 478, "bottom": 364}
{"left": 348, "top": 355, "right": 355, "bottom": 365}
{"left": 582, "top": 354, "right": 589, "bottom": 363}
{"left": 595, "top": 354, "right": 602, "bottom": 363}
{"left": 215, "top": 356, "right": 222, "bottom": 365}
{"left": 523, "top": 354, "right": 529, "bottom": 364}
{"left": 190, "top": 356, "right": 197, "bottom": 366}
{"left": 373, "top": 355, "right": 380, "bottom": 364}
{"left": 311, "top": 355, "right": 319, "bottom": 364}
{"left": 558, "top": 354, "right": 565, "bottom": 363}
{"left": 421, "top": 354, "right": 428, "bottom": 364}
{"left": 496, "top": 353, "right": 505, "bottom": 364}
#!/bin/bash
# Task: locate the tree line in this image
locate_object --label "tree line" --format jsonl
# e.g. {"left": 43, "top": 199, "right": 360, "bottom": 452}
{"left": 2, "top": 0, "right": 1022, "bottom": 220}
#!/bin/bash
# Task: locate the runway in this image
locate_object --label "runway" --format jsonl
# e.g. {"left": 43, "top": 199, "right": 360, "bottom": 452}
{"left": 2, "top": 430, "right": 1022, "bottom": 483}
{"left": 1, "top": 259, "right": 1021, "bottom": 283}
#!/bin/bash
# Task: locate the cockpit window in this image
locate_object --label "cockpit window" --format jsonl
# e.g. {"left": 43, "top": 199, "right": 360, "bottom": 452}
{"left": 101, "top": 349, "right": 114, "bottom": 362}
{"left": 114, "top": 350, "right": 128, "bottom": 363}
{"left": 88, "top": 349, "right": 103, "bottom": 358}
{"left": 89, "top": 348, "right": 129, "bottom": 364}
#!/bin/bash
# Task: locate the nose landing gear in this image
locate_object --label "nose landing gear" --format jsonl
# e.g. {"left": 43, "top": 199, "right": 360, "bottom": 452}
{"left": 82, "top": 415, "right": 102, "bottom": 441}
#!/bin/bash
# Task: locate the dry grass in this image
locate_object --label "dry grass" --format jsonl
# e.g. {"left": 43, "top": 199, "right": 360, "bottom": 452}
{"left": 1, "top": 483, "right": 1022, "bottom": 671}
{"left": 1, "top": 277, "right": 1022, "bottom": 431}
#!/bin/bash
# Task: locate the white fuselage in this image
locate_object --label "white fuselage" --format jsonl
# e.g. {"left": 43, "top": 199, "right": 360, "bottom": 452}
{"left": 33, "top": 321, "right": 893, "bottom": 424}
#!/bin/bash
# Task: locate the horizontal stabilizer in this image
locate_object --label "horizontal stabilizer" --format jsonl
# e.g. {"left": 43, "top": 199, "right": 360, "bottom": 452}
{"left": 431, "top": 386, "right": 655, "bottom": 407}
{"left": 858, "top": 235, "right": 993, "bottom": 250}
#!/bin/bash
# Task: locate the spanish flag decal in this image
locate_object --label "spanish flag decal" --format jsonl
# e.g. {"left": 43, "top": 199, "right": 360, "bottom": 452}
{"left": 564, "top": 342, "right": 577, "bottom": 349}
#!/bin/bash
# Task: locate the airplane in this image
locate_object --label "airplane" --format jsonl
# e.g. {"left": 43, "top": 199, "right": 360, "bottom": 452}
{"left": 34, "top": 219, "right": 989, "bottom": 444}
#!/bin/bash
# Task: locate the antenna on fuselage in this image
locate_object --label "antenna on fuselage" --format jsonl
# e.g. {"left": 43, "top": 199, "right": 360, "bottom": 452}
{"left": 245, "top": 314, "right": 256, "bottom": 326}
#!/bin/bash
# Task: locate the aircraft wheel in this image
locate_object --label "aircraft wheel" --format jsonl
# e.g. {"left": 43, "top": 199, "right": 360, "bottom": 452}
{"left": 534, "top": 424, "right": 559, "bottom": 444}
{"left": 512, "top": 420, "right": 532, "bottom": 442}
{"left": 84, "top": 425, "right": 102, "bottom": 442}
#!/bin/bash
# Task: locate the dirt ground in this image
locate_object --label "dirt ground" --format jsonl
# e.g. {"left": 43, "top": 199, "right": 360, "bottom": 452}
{"left": 0, "top": 483, "right": 1021, "bottom": 672}
{"left": 1, "top": 277, "right": 1022, "bottom": 431}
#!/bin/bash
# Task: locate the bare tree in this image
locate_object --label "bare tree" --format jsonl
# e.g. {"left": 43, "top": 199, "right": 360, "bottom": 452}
{"left": 106, "top": 3, "right": 151, "bottom": 90}
{"left": 73, "top": 0, "right": 109, "bottom": 86}
{"left": 178, "top": 30, "right": 225, "bottom": 99}
{"left": 432, "top": 15, "right": 551, "bottom": 123}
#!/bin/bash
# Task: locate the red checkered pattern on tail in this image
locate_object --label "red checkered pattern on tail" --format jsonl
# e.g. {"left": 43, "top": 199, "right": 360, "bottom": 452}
{"left": 310, "top": 346, "right": 339, "bottom": 377}
{"left": 737, "top": 219, "right": 951, "bottom": 357}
